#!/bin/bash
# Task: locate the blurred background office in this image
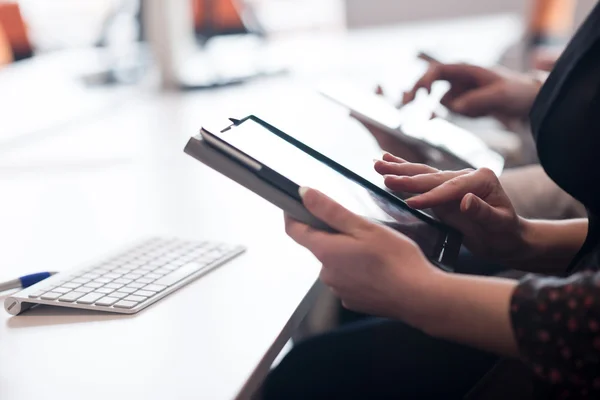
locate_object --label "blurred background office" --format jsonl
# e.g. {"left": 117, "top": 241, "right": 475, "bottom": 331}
{"left": 1, "top": 2, "right": 599, "bottom": 399}
{"left": 0, "top": 0, "right": 596, "bottom": 149}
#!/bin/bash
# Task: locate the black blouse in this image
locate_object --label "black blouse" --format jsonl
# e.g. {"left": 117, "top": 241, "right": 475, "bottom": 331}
{"left": 510, "top": 2, "right": 600, "bottom": 398}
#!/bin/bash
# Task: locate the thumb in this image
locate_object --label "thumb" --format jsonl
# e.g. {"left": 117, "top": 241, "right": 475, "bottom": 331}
{"left": 460, "top": 193, "right": 506, "bottom": 226}
{"left": 300, "top": 187, "right": 370, "bottom": 235}
{"left": 450, "top": 84, "right": 504, "bottom": 117}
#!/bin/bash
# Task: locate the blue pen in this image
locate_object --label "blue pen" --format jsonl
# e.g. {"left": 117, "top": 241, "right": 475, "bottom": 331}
{"left": 0, "top": 272, "right": 58, "bottom": 292}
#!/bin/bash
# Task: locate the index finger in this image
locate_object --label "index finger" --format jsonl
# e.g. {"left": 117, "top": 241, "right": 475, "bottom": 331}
{"left": 404, "top": 64, "right": 441, "bottom": 103}
{"left": 404, "top": 64, "right": 477, "bottom": 104}
{"left": 406, "top": 168, "right": 494, "bottom": 209}
{"left": 417, "top": 51, "right": 441, "bottom": 64}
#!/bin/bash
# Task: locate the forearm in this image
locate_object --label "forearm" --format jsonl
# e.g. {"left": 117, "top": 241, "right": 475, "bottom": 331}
{"left": 408, "top": 272, "right": 519, "bottom": 358}
{"left": 510, "top": 218, "right": 588, "bottom": 273}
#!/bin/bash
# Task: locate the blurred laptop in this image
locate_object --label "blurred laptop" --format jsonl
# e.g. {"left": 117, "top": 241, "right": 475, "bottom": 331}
{"left": 142, "top": 0, "right": 286, "bottom": 90}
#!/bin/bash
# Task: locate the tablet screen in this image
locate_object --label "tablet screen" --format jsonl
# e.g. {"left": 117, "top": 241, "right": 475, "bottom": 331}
{"left": 217, "top": 118, "right": 447, "bottom": 258}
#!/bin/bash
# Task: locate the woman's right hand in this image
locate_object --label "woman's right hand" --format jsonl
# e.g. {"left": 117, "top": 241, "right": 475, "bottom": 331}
{"left": 375, "top": 153, "right": 532, "bottom": 264}
{"left": 403, "top": 63, "right": 542, "bottom": 123}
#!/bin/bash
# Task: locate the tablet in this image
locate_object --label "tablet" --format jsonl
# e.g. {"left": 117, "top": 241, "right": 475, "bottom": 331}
{"left": 184, "top": 115, "right": 462, "bottom": 267}
{"left": 318, "top": 82, "right": 505, "bottom": 176}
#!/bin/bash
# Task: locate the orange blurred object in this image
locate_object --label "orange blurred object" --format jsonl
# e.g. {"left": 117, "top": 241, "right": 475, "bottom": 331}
{"left": 191, "top": 0, "right": 246, "bottom": 35}
{"left": 0, "top": 22, "right": 12, "bottom": 66}
{"left": 0, "top": 2, "right": 32, "bottom": 61}
{"left": 528, "top": 0, "right": 577, "bottom": 38}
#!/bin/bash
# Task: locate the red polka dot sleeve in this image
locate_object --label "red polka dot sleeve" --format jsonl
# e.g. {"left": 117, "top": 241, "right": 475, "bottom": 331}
{"left": 510, "top": 272, "right": 600, "bottom": 396}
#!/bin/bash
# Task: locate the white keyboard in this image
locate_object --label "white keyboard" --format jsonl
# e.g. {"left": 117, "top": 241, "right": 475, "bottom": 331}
{"left": 4, "top": 238, "right": 245, "bottom": 315}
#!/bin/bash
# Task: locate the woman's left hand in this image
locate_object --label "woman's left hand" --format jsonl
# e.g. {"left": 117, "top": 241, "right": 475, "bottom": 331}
{"left": 285, "top": 187, "right": 444, "bottom": 322}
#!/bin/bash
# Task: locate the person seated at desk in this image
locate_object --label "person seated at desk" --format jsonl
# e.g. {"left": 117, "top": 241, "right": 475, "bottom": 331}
{"left": 262, "top": 2, "right": 600, "bottom": 399}
{"left": 357, "top": 0, "right": 585, "bottom": 221}
{"left": 358, "top": 60, "right": 586, "bottom": 222}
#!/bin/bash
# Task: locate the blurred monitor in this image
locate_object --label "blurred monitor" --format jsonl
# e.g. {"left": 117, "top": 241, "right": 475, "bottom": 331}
{"left": 143, "top": 0, "right": 281, "bottom": 90}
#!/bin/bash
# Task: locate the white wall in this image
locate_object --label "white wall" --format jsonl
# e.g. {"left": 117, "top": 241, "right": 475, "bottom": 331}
{"left": 346, "top": 0, "right": 596, "bottom": 29}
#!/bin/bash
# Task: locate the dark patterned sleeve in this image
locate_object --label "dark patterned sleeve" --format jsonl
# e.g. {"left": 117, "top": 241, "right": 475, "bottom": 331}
{"left": 510, "top": 271, "right": 600, "bottom": 397}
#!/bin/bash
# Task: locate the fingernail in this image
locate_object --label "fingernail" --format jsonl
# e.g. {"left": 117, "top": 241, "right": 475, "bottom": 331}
{"left": 299, "top": 186, "right": 309, "bottom": 199}
{"left": 384, "top": 174, "right": 404, "bottom": 180}
{"left": 464, "top": 195, "right": 473, "bottom": 210}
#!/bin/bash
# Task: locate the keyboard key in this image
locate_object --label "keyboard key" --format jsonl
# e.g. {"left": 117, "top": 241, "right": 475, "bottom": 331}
{"left": 93, "top": 268, "right": 112, "bottom": 275}
{"left": 124, "top": 295, "right": 147, "bottom": 303}
{"left": 95, "top": 297, "right": 120, "bottom": 306}
{"left": 93, "top": 278, "right": 112, "bottom": 284}
{"left": 113, "top": 278, "right": 133, "bottom": 285}
{"left": 28, "top": 290, "right": 48, "bottom": 298}
{"left": 81, "top": 273, "right": 101, "bottom": 280}
{"left": 126, "top": 282, "right": 145, "bottom": 289}
{"left": 114, "top": 300, "right": 138, "bottom": 309}
{"left": 41, "top": 292, "right": 63, "bottom": 300}
{"left": 103, "top": 273, "right": 122, "bottom": 279}
{"left": 58, "top": 292, "right": 86, "bottom": 302}
{"left": 154, "top": 263, "right": 205, "bottom": 286}
{"left": 84, "top": 282, "right": 104, "bottom": 289}
{"left": 62, "top": 282, "right": 82, "bottom": 289}
{"left": 118, "top": 287, "right": 137, "bottom": 294}
{"left": 77, "top": 293, "right": 105, "bottom": 304}
{"left": 73, "top": 286, "right": 95, "bottom": 294}
{"left": 204, "top": 251, "right": 222, "bottom": 261}
{"left": 163, "top": 263, "right": 180, "bottom": 271}
{"left": 104, "top": 283, "right": 123, "bottom": 290}
{"left": 95, "top": 288, "right": 115, "bottom": 294}
{"left": 112, "top": 268, "right": 129, "bottom": 274}
{"left": 142, "top": 284, "right": 167, "bottom": 293}
{"left": 123, "top": 273, "right": 142, "bottom": 280}
{"left": 109, "top": 292, "right": 128, "bottom": 299}
{"left": 135, "top": 277, "right": 154, "bottom": 284}
{"left": 71, "top": 278, "right": 91, "bottom": 284}
{"left": 134, "top": 290, "right": 155, "bottom": 297}
{"left": 53, "top": 287, "right": 73, "bottom": 294}
{"left": 154, "top": 268, "right": 171, "bottom": 275}
{"left": 144, "top": 273, "right": 162, "bottom": 280}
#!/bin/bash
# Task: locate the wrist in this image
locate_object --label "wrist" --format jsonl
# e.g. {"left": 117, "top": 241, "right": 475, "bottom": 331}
{"left": 499, "top": 217, "right": 540, "bottom": 268}
{"left": 510, "top": 219, "right": 588, "bottom": 273}
{"left": 520, "top": 77, "right": 543, "bottom": 120}
{"left": 399, "top": 266, "right": 451, "bottom": 332}
{"left": 413, "top": 273, "right": 520, "bottom": 356}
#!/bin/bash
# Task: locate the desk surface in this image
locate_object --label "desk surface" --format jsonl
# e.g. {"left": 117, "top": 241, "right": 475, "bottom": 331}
{"left": 0, "top": 14, "right": 520, "bottom": 400}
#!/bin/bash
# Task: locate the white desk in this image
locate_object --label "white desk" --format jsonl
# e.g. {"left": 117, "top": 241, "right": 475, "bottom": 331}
{"left": 0, "top": 14, "right": 520, "bottom": 400}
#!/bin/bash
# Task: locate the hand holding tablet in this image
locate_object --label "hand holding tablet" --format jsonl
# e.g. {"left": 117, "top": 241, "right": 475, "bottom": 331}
{"left": 185, "top": 115, "right": 462, "bottom": 267}
{"left": 319, "top": 81, "right": 505, "bottom": 176}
